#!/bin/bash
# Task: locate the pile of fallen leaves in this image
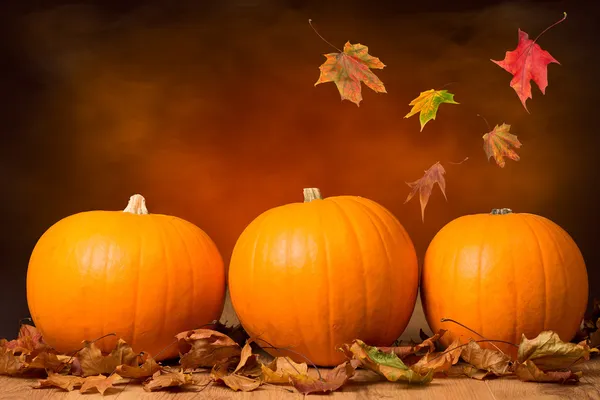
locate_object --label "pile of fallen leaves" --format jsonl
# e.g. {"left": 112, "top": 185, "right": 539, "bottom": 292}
{"left": 1, "top": 308, "right": 599, "bottom": 396}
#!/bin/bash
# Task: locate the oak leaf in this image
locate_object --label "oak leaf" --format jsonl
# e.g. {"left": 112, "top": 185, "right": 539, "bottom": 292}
{"left": 405, "top": 162, "right": 447, "bottom": 222}
{"left": 482, "top": 123, "right": 522, "bottom": 168}
{"left": 315, "top": 41, "right": 386, "bottom": 106}
{"left": 72, "top": 338, "right": 138, "bottom": 377}
{"left": 143, "top": 369, "right": 197, "bottom": 392}
{"left": 460, "top": 341, "right": 513, "bottom": 378}
{"left": 517, "top": 331, "right": 593, "bottom": 370}
{"left": 289, "top": 360, "right": 360, "bottom": 395}
{"left": 404, "top": 89, "right": 459, "bottom": 131}
{"left": 115, "top": 353, "right": 161, "bottom": 379}
{"left": 343, "top": 339, "right": 433, "bottom": 384}
{"left": 515, "top": 360, "right": 581, "bottom": 384}
{"left": 176, "top": 329, "right": 241, "bottom": 370}
{"left": 491, "top": 29, "right": 560, "bottom": 112}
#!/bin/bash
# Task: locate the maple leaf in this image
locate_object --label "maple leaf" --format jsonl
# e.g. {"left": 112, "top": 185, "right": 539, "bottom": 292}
{"left": 379, "top": 329, "right": 447, "bottom": 359}
{"left": 342, "top": 339, "right": 433, "bottom": 384}
{"left": 0, "top": 341, "right": 27, "bottom": 375}
{"left": 35, "top": 372, "right": 86, "bottom": 391}
{"left": 79, "top": 373, "right": 123, "bottom": 395}
{"left": 289, "top": 360, "right": 360, "bottom": 395}
{"left": 143, "top": 369, "right": 198, "bottom": 391}
{"left": 4, "top": 324, "right": 47, "bottom": 356}
{"left": 482, "top": 123, "right": 522, "bottom": 168}
{"left": 491, "top": 13, "right": 566, "bottom": 112}
{"left": 261, "top": 357, "right": 309, "bottom": 384}
{"left": 210, "top": 341, "right": 263, "bottom": 392}
{"left": 515, "top": 360, "right": 581, "bottom": 384}
{"left": 405, "top": 161, "right": 447, "bottom": 222}
{"left": 314, "top": 40, "right": 386, "bottom": 106}
{"left": 115, "top": 353, "right": 161, "bottom": 379}
{"left": 27, "top": 351, "right": 72, "bottom": 372}
{"left": 404, "top": 89, "right": 459, "bottom": 131}
{"left": 517, "top": 331, "right": 593, "bottom": 370}
{"left": 176, "top": 329, "right": 241, "bottom": 370}
{"left": 71, "top": 338, "right": 138, "bottom": 377}
{"left": 460, "top": 341, "right": 513, "bottom": 379}
{"left": 411, "top": 339, "right": 463, "bottom": 375}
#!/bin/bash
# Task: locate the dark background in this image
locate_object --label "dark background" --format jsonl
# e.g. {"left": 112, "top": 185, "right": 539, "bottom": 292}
{"left": 1, "top": 0, "right": 598, "bottom": 339}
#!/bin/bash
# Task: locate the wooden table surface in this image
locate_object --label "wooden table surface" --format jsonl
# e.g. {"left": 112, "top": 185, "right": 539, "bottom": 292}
{"left": 1, "top": 358, "right": 599, "bottom": 400}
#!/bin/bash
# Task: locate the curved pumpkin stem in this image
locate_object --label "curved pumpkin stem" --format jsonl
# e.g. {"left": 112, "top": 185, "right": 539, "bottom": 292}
{"left": 303, "top": 188, "right": 323, "bottom": 202}
{"left": 123, "top": 194, "right": 149, "bottom": 215}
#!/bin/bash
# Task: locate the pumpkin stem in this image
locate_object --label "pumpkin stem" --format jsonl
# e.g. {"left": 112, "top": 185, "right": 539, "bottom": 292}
{"left": 491, "top": 208, "right": 512, "bottom": 215}
{"left": 303, "top": 188, "right": 323, "bottom": 203}
{"left": 123, "top": 194, "right": 149, "bottom": 214}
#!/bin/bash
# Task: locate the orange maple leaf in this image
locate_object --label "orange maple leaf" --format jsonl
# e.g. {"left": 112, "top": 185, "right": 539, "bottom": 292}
{"left": 482, "top": 123, "right": 522, "bottom": 168}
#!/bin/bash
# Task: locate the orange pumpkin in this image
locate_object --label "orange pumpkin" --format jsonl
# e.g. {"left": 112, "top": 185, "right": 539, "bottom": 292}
{"left": 26, "top": 194, "right": 225, "bottom": 360}
{"left": 421, "top": 208, "right": 589, "bottom": 358}
{"left": 228, "top": 188, "right": 419, "bottom": 366}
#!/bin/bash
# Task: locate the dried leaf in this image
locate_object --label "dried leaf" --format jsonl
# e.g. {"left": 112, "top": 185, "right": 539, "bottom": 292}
{"left": 176, "top": 329, "right": 241, "bottom": 370}
{"left": 482, "top": 123, "right": 522, "bottom": 168}
{"left": 289, "top": 360, "right": 359, "bottom": 395}
{"left": 211, "top": 360, "right": 261, "bottom": 392}
{"left": 411, "top": 339, "right": 463, "bottom": 375}
{"left": 380, "top": 329, "right": 447, "bottom": 358}
{"left": 491, "top": 27, "right": 561, "bottom": 112}
{"left": 27, "top": 351, "right": 71, "bottom": 372}
{"left": 115, "top": 353, "right": 160, "bottom": 379}
{"left": 5, "top": 324, "right": 47, "bottom": 356}
{"left": 343, "top": 339, "right": 433, "bottom": 384}
{"left": 79, "top": 373, "right": 123, "bottom": 395}
{"left": 35, "top": 372, "right": 86, "bottom": 391}
{"left": 143, "top": 370, "right": 196, "bottom": 392}
{"left": 517, "top": 331, "right": 592, "bottom": 370}
{"left": 0, "top": 343, "right": 27, "bottom": 375}
{"left": 232, "top": 342, "right": 262, "bottom": 377}
{"left": 405, "top": 161, "right": 447, "bottom": 222}
{"left": 460, "top": 341, "right": 513, "bottom": 377}
{"left": 72, "top": 339, "right": 138, "bottom": 377}
{"left": 404, "top": 89, "right": 459, "bottom": 131}
{"left": 315, "top": 41, "right": 386, "bottom": 106}
{"left": 515, "top": 360, "right": 581, "bottom": 384}
{"left": 261, "top": 357, "right": 309, "bottom": 384}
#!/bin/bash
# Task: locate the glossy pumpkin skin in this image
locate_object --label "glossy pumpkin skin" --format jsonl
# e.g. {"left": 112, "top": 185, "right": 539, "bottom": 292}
{"left": 228, "top": 189, "right": 419, "bottom": 366}
{"left": 421, "top": 210, "right": 589, "bottom": 358}
{"left": 27, "top": 195, "right": 226, "bottom": 361}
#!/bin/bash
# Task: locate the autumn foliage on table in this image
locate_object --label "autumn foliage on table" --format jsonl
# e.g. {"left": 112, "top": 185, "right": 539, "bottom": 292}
{"left": 0, "top": 316, "right": 598, "bottom": 395}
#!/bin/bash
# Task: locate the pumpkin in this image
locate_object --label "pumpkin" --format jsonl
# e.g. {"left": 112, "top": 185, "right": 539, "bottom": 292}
{"left": 228, "top": 188, "right": 419, "bottom": 366}
{"left": 421, "top": 208, "right": 589, "bottom": 358}
{"left": 26, "top": 194, "right": 226, "bottom": 360}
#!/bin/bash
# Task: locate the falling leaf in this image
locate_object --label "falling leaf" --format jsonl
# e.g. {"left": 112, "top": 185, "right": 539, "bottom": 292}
{"left": 343, "top": 339, "right": 433, "bottom": 384}
{"left": 404, "top": 89, "right": 459, "bottom": 131}
{"left": 517, "top": 331, "right": 592, "bottom": 370}
{"left": 460, "top": 341, "right": 513, "bottom": 378}
{"left": 315, "top": 41, "right": 386, "bottom": 106}
{"left": 491, "top": 29, "right": 560, "bottom": 112}
{"left": 143, "top": 370, "right": 196, "bottom": 392}
{"left": 35, "top": 372, "right": 86, "bottom": 391}
{"left": 405, "top": 162, "right": 447, "bottom": 222}
{"left": 289, "top": 360, "right": 360, "bottom": 395}
{"left": 515, "top": 360, "right": 581, "bottom": 384}
{"left": 411, "top": 339, "right": 463, "bottom": 375}
{"left": 79, "top": 373, "right": 123, "bottom": 395}
{"left": 115, "top": 353, "right": 161, "bottom": 379}
{"left": 72, "top": 339, "right": 138, "bottom": 377}
{"left": 482, "top": 123, "right": 522, "bottom": 168}
{"left": 261, "top": 357, "right": 309, "bottom": 384}
{"left": 176, "top": 329, "right": 241, "bottom": 370}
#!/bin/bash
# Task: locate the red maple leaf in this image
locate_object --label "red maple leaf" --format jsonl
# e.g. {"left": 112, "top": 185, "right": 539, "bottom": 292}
{"left": 491, "top": 13, "right": 566, "bottom": 112}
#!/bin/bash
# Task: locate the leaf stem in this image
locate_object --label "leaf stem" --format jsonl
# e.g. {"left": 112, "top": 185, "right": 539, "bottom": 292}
{"left": 446, "top": 157, "right": 469, "bottom": 165}
{"left": 422, "top": 338, "right": 519, "bottom": 365}
{"left": 441, "top": 318, "right": 512, "bottom": 355}
{"left": 308, "top": 19, "right": 342, "bottom": 53}
{"left": 439, "top": 82, "right": 458, "bottom": 90}
{"left": 533, "top": 12, "right": 567, "bottom": 44}
{"left": 476, "top": 114, "right": 491, "bottom": 131}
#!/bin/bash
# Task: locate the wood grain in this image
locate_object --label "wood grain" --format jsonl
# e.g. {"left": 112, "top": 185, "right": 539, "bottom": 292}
{"left": 1, "top": 359, "right": 598, "bottom": 400}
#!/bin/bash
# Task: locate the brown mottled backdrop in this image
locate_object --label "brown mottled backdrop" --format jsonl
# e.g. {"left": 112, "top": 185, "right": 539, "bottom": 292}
{"left": 0, "top": 0, "right": 598, "bottom": 339}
